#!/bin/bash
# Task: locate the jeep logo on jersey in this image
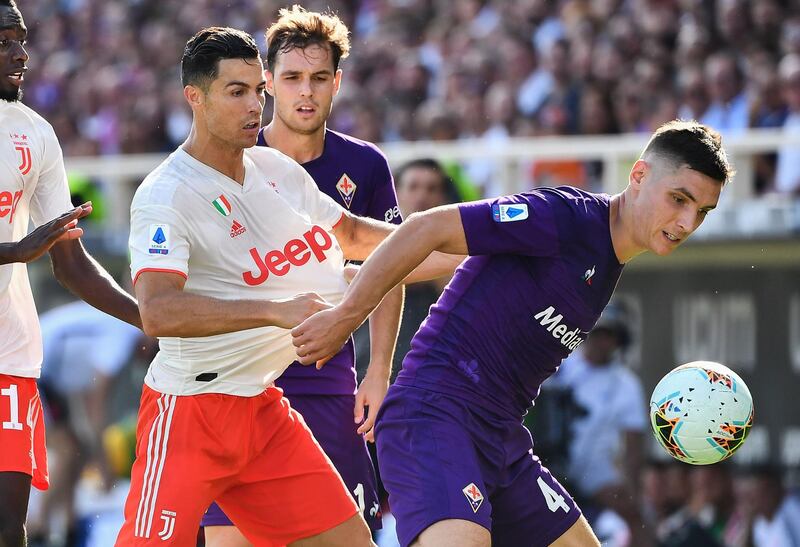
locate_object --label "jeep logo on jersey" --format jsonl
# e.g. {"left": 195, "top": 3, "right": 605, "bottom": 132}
{"left": 533, "top": 306, "right": 585, "bottom": 351}
{"left": 0, "top": 190, "right": 23, "bottom": 224}
{"left": 9, "top": 133, "right": 31, "bottom": 175}
{"left": 242, "top": 225, "right": 334, "bottom": 286}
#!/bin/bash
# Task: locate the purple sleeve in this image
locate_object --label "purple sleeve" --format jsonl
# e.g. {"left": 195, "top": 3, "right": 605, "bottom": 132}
{"left": 366, "top": 151, "right": 402, "bottom": 224}
{"left": 458, "top": 192, "right": 560, "bottom": 256}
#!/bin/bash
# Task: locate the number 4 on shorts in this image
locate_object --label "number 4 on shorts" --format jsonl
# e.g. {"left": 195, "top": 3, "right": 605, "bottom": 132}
{"left": 537, "top": 476, "right": 570, "bottom": 513}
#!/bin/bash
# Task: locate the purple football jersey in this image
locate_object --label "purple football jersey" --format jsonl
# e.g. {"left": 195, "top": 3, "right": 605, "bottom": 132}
{"left": 396, "top": 186, "right": 624, "bottom": 416}
{"left": 257, "top": 128, "right": 401, "bottom": 395}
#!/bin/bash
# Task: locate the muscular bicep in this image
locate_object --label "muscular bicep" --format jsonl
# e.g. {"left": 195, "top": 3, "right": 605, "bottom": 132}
{"left": 134, "top": 271, "right": 187, "bottom": 318}
{"left": 332, "top": 212, "right": 394, "bottom": 261}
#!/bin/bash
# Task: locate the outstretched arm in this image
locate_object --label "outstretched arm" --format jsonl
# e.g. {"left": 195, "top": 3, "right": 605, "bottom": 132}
{"left": 49, "top": 237, "right": 142, "bottom": 329}
{"left": 135, "top": 271, "right": 332, "bottom": 338}
{"left": 292, "top": 205, "right": 467, "bottom": 365}
{"left": 0, "top": 204, "right": 89, "bottom": 265}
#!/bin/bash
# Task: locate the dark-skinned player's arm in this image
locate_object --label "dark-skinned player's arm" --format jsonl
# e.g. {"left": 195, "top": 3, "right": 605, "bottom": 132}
{"left": 0, "top": 203, "right": 89, "bottom": 265}
{"left": 49, "top": 232, "right": 142, "bottom": 329}
{"left": 134, "top": 271, "right": 333, "bottom": 338}
{"left": 293, "top": 205, "right": 467, "bottom": 365}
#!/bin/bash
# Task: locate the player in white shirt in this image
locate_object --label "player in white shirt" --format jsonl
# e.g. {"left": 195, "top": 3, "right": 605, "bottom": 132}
{"left": 0, "top": 1, "right": 140, "bottom": 545}
{"left": 116, "top": 27, "right": 440, "bottom": 546}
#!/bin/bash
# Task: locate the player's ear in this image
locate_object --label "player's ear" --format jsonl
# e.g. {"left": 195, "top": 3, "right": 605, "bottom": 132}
{"left": 629, "top": 159, "right": 648, "bottom": 190}
{"left": 184, "top": 84, "right": 204, "bottom": 108}
{"left": 333, "top": 68, "right": 343, "bottom": 97}
{"left": 264, "top": 69, "right": 276, "bottom": 97}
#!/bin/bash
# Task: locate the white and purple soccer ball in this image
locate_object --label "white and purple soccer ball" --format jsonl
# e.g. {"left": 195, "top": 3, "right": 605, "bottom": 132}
{"left": 649, "top": 361, "right": 754, "bottom": 465}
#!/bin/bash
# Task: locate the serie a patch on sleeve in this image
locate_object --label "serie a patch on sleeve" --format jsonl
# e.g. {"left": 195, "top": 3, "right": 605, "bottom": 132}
{"left": 492, "top": 203, "right": 529, "bottom": 223}
{"left": 148, "top": 224, "right": 170, "bottom": 254}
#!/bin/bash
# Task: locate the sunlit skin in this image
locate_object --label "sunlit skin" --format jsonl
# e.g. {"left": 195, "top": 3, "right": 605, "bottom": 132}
{"left": 263, "top": 44, "right": 341, "bottom": 163}
{"left": 183, "top": 57, "right": 266, "bottom": 182}
{"left": 0, "top": 4, "right": 28, "bottom": 102}
{"left": 610, "top": 156, "right": 721, "bottom": 263}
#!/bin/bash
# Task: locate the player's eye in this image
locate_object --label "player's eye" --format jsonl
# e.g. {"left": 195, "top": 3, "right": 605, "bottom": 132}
{"left": 0, "top": 39, "right": 8, "bottom": 47}
{"left": 672, "top": 194, "right": 685, "bottom": 204}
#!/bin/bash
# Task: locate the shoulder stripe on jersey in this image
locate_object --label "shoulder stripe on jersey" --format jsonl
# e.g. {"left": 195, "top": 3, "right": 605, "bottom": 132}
{"left": 133, "top": 268, "right": 189, "bottom": 286}
{"left": 332, "top": 212, "right": 345, "bottom": 230}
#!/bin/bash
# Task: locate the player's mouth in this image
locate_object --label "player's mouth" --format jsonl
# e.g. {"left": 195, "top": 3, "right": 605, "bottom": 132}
{"left": 242, "top": 121, "right": 260, "bottom": 133}
{"left": 296, "top": 105, "right": 316, "bottom": 117}
{"left": 6, "top": 67, "right": 26, "bottom": 86}
{"left": 663, "top": 230, "right": 681, "bottom": 244}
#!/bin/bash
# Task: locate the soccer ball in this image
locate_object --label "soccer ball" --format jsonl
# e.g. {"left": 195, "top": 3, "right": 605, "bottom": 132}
{"left": 649, "top": 361, "right": 753, "bottom": 465}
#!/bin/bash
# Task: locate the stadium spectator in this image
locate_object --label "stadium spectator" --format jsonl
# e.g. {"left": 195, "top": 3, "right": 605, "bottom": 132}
{"left": 7, "top": 0, "right": 799, "bottom": 193}
{"left": 775, "top": 53, "right": 800, "bottom": 195}
{"left": 390, "top": 158, "right": 459, "bottom": 376}
{"left": 546, "top": 303, "right": 652, "bottom": 547}
{"left": 745, "top": 464, "right": 800, "bottom": 547}
{"left": 29, "top": 300, "right": 153, "bottom": 545}
{"left": 701, "top": 52, "right": 750, "bottom": 134}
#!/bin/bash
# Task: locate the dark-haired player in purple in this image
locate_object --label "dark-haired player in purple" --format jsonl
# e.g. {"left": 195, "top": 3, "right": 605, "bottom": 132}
{"left": 202, "top": 6, "right": 402, "bottom": 546}
{"left": 292, "top": 120, "right": 732, "bottom": 546}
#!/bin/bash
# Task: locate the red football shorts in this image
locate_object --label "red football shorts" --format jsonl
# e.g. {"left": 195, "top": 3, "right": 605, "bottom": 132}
{"left": 0, "top": 374, "right": 48, "bottom": 490}
{"left": 116, "top": 385, "right": 358, "bottom": 546}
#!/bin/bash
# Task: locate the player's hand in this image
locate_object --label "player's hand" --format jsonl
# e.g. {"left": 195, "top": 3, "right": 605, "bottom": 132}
{"left": 292, "top": 306, "right": 358, "bottom": 368}
{"left": 273, "top": 292, "right": 333, "bottom": 329}
{"left": 13, "top": 202, "right": 91, "bottom": 263}
{"left": 354, "top": 373, "right": 389, "bottom": 442}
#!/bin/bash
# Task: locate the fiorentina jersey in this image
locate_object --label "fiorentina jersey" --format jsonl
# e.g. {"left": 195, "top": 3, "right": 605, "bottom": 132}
{"left": 129, "top": 146, "right": 348, "bottom": 396}
{"left": 0, "top": 101, "right": 74, "bottom": 378}
{"left": 257, "top": 128, "right": 401, "bottom": 395}
{"left": 396, "top": 187, "right": 625, "bottom": 417}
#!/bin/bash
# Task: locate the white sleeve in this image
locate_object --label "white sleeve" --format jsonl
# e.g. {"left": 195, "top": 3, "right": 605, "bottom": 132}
{"left": 129, "top": 203, "right": 191, "bottom": 284}
{"left": 296, "top": 168, "right": 345, "bottom": 229}
{"left": 617, "top": 374, "right": 647, "bottom": 431}
{"left": 29, "top": 123, "right": 73, "bottom": 226}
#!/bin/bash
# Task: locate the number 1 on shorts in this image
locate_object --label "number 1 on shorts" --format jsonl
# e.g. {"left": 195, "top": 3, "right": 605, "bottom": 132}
{"left": 1, "top": 384, "right": 23, "bottom": 431}
{"left": 353, "top": 482, "right": 366, "bottom": 513}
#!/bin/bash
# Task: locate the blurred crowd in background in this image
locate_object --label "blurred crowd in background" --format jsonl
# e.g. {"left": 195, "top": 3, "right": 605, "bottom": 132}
{"left": 15, "top": 0, "right": 800, "bottom": 195}
{"left": 17, "top": 0, "right": 800, "bottom": 545}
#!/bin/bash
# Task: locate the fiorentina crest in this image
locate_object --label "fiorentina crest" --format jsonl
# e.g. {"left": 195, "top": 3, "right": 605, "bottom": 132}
{"left": 462, "top": 482, "right": 484, "bottom": 513}
{"left": 10, "top": 133, "right": 31, "bottom": 175}
{"left": 336, "top": 173, "right": 357, "bottom": 209}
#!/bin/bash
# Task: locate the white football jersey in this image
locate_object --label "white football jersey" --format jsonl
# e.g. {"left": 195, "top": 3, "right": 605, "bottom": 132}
{"left": 0, "top": 101, "right": 73, "bottom": 378}
{"left": 130, "top": 146, "right": 349, "bottom": 396}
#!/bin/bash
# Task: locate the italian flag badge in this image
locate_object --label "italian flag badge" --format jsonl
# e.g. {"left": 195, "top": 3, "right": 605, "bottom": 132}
{"left": 212, "top": 195, "right": 232, "bottom": 216}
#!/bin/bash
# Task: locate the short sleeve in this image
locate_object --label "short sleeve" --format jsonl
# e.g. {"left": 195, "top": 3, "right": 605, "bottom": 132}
{"left": 616, "top": 374, "right": 647, "bottom": 431}
{"left": 366, "top": 152, "right": 402, "bottom": 224}
{"left": 129, "top": 203, "right": 191, "bottom": 284}
{"left": 458, "top": 191, "right": 560, "bottom": 256}
{"left": 29, "top": 124, "right": 73, "bottom": 226}
{"left": 296, "top": 168, "right": 346, "bottom": 229}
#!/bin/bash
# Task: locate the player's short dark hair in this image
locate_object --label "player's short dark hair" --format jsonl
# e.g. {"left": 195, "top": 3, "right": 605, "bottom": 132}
{"left": 181, "top": 27, "right": 260, "bottom": 90}
{"left": 265, "top": 5, "right": 350, "bottom": 73}
{"left": 642, "top": 120, "right": 734, "bottom": 185}
{"left": 395, "top": 158, "right": 460, "bottom": 204}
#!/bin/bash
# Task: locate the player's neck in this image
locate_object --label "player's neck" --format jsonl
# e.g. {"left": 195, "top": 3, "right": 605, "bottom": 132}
{"left": 609, "top": 192, "right": 646, "bottom": 263}
{"left": 263, "top": 121, "right": 325, "bottom": 164}
{"left": 182, "top": 127, "right": 246, "bottom": 184}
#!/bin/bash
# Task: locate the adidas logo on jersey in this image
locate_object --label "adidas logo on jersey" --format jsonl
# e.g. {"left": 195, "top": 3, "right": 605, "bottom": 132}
{"left": 533, "top": 306, "right": 586, "bottom": 351}
{"left": 230, "top": 220, "right": 247, "bottom": 238}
